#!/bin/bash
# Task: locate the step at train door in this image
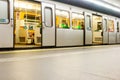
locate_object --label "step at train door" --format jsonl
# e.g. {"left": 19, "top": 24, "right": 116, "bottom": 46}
{"left": 103, "top": 17, "right": 108, "bottom": 44}
{"left": 84, "top": 12, "right": 92, "bottom": 45}
{"left": 0, "top": 0, "right": 13, "bottom": 48}
{"left": 42, "top": 3, "right": 55, "bottom": 47}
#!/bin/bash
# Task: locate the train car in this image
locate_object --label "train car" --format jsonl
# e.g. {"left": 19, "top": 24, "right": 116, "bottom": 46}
{"left": 0, "top": 0, "right": 120, "bottom": 49}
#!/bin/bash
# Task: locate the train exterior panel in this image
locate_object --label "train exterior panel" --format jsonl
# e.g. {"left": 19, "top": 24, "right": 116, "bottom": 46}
{"left": 0, "top": 0, "right": 120, "bottom": 49}
{"left": 84, "top": 12, "right": 92, "bottom": 45}
{"left": 116, "top": 20, "right": 120, "bottom": 43}
{"left": 0, "top": 0, "right": 13, "bottom": 48}
{"left": 102, "top": 16, "right": 109, "bottom": 44}
{"left": 41, "top": 2, "right": 55, "bottom": 47}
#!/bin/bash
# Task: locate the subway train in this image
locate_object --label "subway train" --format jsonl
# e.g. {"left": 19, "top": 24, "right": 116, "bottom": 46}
{"left": 0, "top": 0, "right": 120, "bottom": 49}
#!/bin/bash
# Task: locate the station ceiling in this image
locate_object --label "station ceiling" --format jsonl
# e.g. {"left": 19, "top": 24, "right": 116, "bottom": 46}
{"left": 104, "top": 0, "right": 120, "bottom": 7}
{"left": 53, "top": 0, "right": 120, "bottom": 18}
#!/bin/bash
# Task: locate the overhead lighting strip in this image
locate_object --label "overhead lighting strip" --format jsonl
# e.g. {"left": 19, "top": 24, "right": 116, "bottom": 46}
{"left": 86, "top": 0, "right": 120, "bottom": 12}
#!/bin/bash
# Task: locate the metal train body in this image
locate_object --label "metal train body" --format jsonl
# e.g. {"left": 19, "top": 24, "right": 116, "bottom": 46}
{"left": 0, "top": 0, "right": 120, "bottom": 49}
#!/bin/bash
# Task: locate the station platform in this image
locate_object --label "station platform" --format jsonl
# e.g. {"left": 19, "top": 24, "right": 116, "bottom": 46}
{"left": 0, "top": 45, "right": 120, "bottom": 80}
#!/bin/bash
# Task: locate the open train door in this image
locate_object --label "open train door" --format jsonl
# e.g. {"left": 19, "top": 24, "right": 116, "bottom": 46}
{"left": 42, "top": 3, "right": 55, "bottom": 47}
{"left": 103, "top": 17, "right": 109, "bottom": 44}
{"left": 84, "top": 12, "right": 92, "bottom": 45}
{"left": 0, "top": 0, "right": 13, "bottom": 48}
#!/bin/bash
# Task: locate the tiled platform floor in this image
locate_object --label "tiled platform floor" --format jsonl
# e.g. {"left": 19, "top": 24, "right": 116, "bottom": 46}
{"left": 0, "top": 45, "right": 120, "bottom": 80}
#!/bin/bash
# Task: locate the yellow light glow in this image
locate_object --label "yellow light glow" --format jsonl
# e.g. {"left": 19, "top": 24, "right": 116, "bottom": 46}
{"left": 14, "top": 1, "right": 40, "bottom": 11}
{"left": 56, "top": 10, "right": 69, "bottom": 18}
{"left": 72, "top": 13, "right": 84, "bottom": 19}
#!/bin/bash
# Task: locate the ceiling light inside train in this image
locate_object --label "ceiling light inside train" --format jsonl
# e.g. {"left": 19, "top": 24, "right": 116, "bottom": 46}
{"left": 72, "top": 13, "right": 84, "bottom": 19}
{"left": 14, "top": 1, "right": 40, "bottom": 11}
{"left": 86, "top": 0, "right": 120, "bottom": 12}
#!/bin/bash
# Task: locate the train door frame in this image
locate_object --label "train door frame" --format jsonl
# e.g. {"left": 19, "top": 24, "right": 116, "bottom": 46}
{"left": 13, "top": 0, "right": 42, "bottom": 49}
{"left": 92, "top": 14, "right": 103, "bottom": 45}
{"left": 116, "top": 19, "right": 120, "bottom": 43}
{"left": 41, "top": 2, "right": 55, "bottom": 47}
{"left": 0, "top": 0, "right": 14, "bottom": 48}
{"left": 84, "top": 12, "right": 92, "bottom": 45}
{"left": 102, "top": 16, "right": 109, "bottom": 44}
{"left": 108, "top": 17, "right": 116, "bottom": 44}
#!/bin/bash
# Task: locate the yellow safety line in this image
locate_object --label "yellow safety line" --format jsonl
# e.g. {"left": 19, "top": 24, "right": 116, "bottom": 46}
{"left": 0, "top": 47, "right": 81, "bottom": 54}
{"left": 0, "top": 45, "right": 117, "bottom": 54}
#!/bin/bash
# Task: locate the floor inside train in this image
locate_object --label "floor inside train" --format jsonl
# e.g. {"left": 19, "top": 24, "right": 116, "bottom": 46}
{"left": 0, "top": 45, "right": 120, "bottom": 80}
{"left": 15, "top": 44, "right": 41, "bottom": 48}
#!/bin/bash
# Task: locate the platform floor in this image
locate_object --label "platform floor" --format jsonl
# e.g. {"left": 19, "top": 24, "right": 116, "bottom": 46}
{"left": 0, "top": 45, "right": 120, "bottom": 80}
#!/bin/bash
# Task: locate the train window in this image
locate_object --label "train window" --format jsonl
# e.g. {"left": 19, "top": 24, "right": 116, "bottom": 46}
{"left": 86, "top": 15, "right": 91, "bottom": 30}
{"left": 44, "top": 7, "right": 53, "bottom": 27}
{"left": 56, "top": 9, "right": 70, "bottom": 29}
{"left": 72, "top": 13, "right": 84, "bottom": 30}
{"left": 0, "top": 0, "right": 9, "bottom": 24}
{"left": 108, "top": 20, "right": 114, "bottom": 32}
{"left": 103, "top": 19, "right": 107, "bottom": 32}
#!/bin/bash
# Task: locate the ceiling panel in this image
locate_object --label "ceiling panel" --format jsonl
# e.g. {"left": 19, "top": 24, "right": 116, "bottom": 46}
{"left": 103, "top": 0, "right": 120, "bottom": 8}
